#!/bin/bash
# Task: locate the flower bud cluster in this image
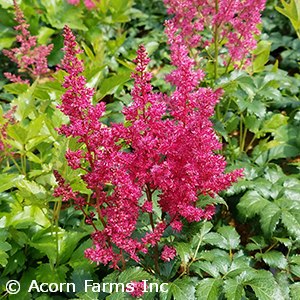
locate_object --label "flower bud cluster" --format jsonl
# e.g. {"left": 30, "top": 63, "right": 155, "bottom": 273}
{"left": 164, "top": 0, "right": 266, "bottom": 67}
{"left": 3, "top": 0, "right": 53, "bottom": 83}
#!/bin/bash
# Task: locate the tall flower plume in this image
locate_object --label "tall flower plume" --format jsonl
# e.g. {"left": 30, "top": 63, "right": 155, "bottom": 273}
{"left": 164, "top": 0, "right": 266, "bottom": 68}
{"left": 3, "top": 0, "right": 53, "bottom": 84}
{"left": 55, "top": 14, "right": 242, "bottom": 267}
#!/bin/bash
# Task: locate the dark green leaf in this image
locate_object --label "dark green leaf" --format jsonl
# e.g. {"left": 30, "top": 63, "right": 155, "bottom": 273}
{"left": 196, "top": 278, "right": 222, "bottom": 300}
{"left": 256, "top": 251, "right": 287, "bottom": 269}
{"left": 224, "top": 278, "right": 245, "bottom": 300}
{"left": 167, "top": 277, "right": 196, "bottom": 300}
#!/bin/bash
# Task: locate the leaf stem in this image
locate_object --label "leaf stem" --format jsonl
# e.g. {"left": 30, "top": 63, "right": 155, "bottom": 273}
{"left": 146, "top": 185, "right": 160, "bottom": 275}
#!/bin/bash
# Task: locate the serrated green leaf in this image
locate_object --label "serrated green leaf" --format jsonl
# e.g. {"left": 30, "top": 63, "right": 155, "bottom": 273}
{"left": 203, "top": 232, "right": 227, "bottom": 249}
{"left": 118, "top": 267, "right": 153, "bottom": 284}
{"left": 3, "top": 83, "right": 29, "bottom": 95}
{"left": 276, "top": 0, "right": 300, "bottom": 39}
{"left": 75, "top": 287, "right": 99, "bottom": 300}
{"left": 0, "top": 174, "right": 24, "bottom": 193}
{"left": 167, "top": 277, "right": 196, "bottom": 300}
{"left": 247, "top": 99, "right": 266, "bottom": 118}
{"left": 262, "top": 114, "right": 288, "bottom": 134}
{"left": 200, "top": 222, "right": 214, "bottom": 236}
{"left": 81, "top": 41, "right": 95, "bottom": 61}
{"left": 174, "top": 242, "right": 192, "bottom": 263}
{"left": 281, "top": 210, "right": 300, "bottom": 240}
{"left": 70, "top": 268, "right": 94, "bottom": 293}
{"left": 275, "top": 272, "right": 290, "bottom": 300}
{"left": 238, "top": 191, "right": 269, "bottom": 219}
{"left": 290, "top": 282, "right": 300, "bottom": 300}
{"left": 217, "top": 226, "right": 240, "bottom": 250}
{"left": 97, "top": 71, "right": 131, "bottom": 100}
{"left": 16, "top": 180, "right": 47, "bottom": 200}
{"left": 256, "top": 251, "right": 287, "bottom": 269}
{"left": 198, "top": 195, "right": 228, "bottom": 209}
{"left": 259, "top": 202, "right": 281, "bottom": 237}
{"left": 196, "top": 278, "right": 222, "bottom": 300}
{"left": 251, "top": 40, "right": 271, "bottom": 73}
{"left": 36, "top": 264, "right": 68, "bottom": 284}
{"left": 0, "top": 241, "right": 11, "bottom": 252}
{"left": 245, "top": 270, "right": 284, "bottom": 300}
{"left": 6, "top": 205, "right": 50, "bottom": 228}
{"left": 26, "top": 115, "right": 45, "bottom": 141}
{"left": 224, "top": 278, "right": 245, "bottom": 300}
{"left": 193, "top": 261, "right": 220, "bottom": 278}
{"left": 246, "top": 236, "right": 268, "bottom": 251}
{"left": 0, "top": 250, "right": 10, "bottom": 267}
{"left": 25, "top": 135, "right": 49, "bottom": 151}
{"left": 37, "top": 26, "right": 55, "bottom": 45}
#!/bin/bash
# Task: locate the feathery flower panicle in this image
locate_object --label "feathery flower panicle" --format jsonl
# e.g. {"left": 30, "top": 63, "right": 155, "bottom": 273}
{"left": 164, "top": 0, "right": 266, "bottom": 68}
{"left": 56, "top": 21, "right": 242, "bottom": 268}
{"left": 66, "top": 0, "right": 97, "bottom": 10}
{"left": 126, "top": 282, "right": 145, "bottom": 298}
{"left": 161, "top": 245, "right": 177, "bottom": 262}
{"left": 0, "top": 107, "right": 16, "bottom": 155}
{"left": 3, "top": 0, "right": 53, "bottom": 83}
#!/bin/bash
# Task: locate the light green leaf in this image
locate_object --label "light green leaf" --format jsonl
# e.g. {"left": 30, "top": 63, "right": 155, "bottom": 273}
{"left": 16, "top": 180, "right": 47, "bottom": 200}
{"left": 37, "top": 27, "right": 55, "bottom": 44}
{"left": 174, "top": 242, "right": 192, "bottom": 263}
{"left": 0, "top": 174, "right": 24, "bottom": 193}
{"left": 4, "top": 205, "right": 50, "bottom": 228}
{"left": 251, "top": 40, "right": 271, "bottom": 73}
{"left": 145, "top": 41, "right": 159, "bottom": 55}
{"left": 290, "top": 282, "right": 300, "bottom": 300}
{"left": 3, "top": 83, "right": 29, "bottom": 95}
{"left": 97, "top": 71, "right": 131, "bottom": 100}
{"left": 41, "top": 0, "right": 87, "bottom": 30}
{"left": 261, "top": 114, "right": 289, "bottom": 134}
{"left": 276, "top": 0, "right": 300, "bottom": 39}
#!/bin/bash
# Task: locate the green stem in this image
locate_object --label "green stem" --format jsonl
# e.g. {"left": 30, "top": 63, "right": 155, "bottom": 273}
{"left": 146, "top": 185, "right": 160, "bottom": 275}
{"left": 20, "top": 152, "right": 27, "bottom": 175}
{"left": 149, "top": 211, "right": 160, "bottom": 275}
{"left": 224, "top": 57, "right": 232, "bottom": 75}
{"left": 239, "top": 114, "right": 247, "bottom": 153}
{"left": 188, "top": 232, "right": 203, "bottom": 269}
{"left": 245, "top": 135, "right": 256, "bottom": 153}
{"left": 52, "top": 199, "right": 62, "bottom": 267}
{"left": 9, "top": 155, "right": 23, "bottom": 174}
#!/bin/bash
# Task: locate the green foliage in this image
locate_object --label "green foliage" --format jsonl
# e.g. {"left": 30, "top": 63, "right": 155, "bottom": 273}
{"left": 276, "top": 0, "right": 300, "bottom": 39}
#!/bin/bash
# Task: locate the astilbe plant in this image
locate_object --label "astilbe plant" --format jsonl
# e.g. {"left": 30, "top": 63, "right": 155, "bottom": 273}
{"left": 164, "top": 0, "right": 266, "bottom": 72}
{"left": 3, "top": 0, "right": 53, "bottom": 84}
{"left": 54, "top": 22, "right": 242, "bottom": 271}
